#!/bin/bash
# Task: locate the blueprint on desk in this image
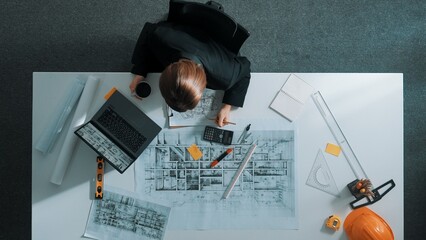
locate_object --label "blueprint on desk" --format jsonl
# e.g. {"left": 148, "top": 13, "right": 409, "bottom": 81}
{"left": 84, "top": 187, "right": 170, "bottom": 240}
{"left": 168, "top": 89, "right": 224, "bottom": 127}
{"left": 135, "top": 126, "right": 298, "bottom": 230}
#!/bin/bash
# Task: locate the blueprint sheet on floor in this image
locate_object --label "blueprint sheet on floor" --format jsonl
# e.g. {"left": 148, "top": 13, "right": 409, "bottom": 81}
{"left": 135, "top": 123, "right": 298, "bottom": 230}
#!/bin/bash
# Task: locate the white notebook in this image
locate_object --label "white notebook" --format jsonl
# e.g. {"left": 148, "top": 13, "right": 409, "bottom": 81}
{"left": 269, "top": 74, "right": 314, "bottom": 122}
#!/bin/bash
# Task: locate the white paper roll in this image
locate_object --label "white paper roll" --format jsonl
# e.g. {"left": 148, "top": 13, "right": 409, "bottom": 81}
{"left": 35, "top": 78, "right": 85, "bottom": 154}
{"left": 50, "top": 75, "right": 100, "bottom": 185}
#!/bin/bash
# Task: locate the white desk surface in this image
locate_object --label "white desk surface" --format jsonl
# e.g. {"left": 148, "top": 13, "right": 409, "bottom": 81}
{"left": 32, "top": 72, "right": 403, "bottom": 240}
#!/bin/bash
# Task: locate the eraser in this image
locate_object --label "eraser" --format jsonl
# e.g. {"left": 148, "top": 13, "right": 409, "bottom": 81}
{"left": 187, "top": 144, "right": 203, "bottom": 160}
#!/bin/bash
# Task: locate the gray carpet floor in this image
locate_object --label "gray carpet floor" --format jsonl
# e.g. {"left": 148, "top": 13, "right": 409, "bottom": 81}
{"left": 1, "top": 0, "right": 425, "bottom": 239}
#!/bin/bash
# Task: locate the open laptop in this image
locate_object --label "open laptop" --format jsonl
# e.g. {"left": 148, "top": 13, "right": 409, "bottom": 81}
{"left": 74, "top": 89, "right": 161, "bottom": 173}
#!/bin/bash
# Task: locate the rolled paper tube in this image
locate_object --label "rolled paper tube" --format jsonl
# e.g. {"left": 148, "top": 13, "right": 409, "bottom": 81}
{"left": 50, "top": 76, "right": 100, "bottom": 185}
{"left": 35, "top": 78, "right": 85, "bottom": 154}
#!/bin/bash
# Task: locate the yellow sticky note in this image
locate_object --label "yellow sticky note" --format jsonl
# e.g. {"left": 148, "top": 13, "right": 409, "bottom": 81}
{"left": 187, "top": 144, "right": 203, "bottom": 161}
{"left": 325, "top": 143, "right": 341, "bottom": 156}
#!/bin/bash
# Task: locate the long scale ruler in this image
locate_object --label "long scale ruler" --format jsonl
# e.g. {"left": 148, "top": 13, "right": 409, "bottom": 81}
{"left": 222, "top": 144, "right": 257, "bottom": 199}
{"left": 311, "top": 91, "right": 368, "bottom": 180}
{"left": 311, "top": 91, "right": 395, "bottom": 209}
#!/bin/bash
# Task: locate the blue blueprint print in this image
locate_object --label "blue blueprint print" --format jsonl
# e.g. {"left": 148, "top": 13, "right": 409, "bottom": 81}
{"left": 135, "top": 128, "right": 298, "bottom": 230}
{"left": 84, "top": 188, "right": 170, "bottom": 240}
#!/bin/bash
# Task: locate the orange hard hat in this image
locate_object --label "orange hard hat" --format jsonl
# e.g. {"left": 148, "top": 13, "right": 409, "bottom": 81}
{"left": 344, "top": 207, "right": 394, "bottom": 240}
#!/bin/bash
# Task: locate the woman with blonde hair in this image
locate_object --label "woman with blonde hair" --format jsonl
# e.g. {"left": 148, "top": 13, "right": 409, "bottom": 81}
{"left": 130, "top": 22, "right": 251, "bottom": 127}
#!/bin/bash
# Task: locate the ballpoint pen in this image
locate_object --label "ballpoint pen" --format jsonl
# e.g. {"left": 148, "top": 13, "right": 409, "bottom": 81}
{"left": 210, "top": 148, "right": 233, "bottom": 168}
{"left": 242, "top": 132, "right": 252, "bottom": 142}
{"left": 237, "top": 124, "right": 251, "bottom": 143}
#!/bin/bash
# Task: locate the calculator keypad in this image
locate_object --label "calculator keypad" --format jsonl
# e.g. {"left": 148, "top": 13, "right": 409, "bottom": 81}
{"left": 203, "top": 126, "right": 233, "bottom": 145}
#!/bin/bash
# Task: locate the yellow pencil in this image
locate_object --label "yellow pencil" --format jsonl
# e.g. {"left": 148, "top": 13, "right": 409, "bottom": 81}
{"left": 208, "top": 118, "right": 236, "bottom": 125}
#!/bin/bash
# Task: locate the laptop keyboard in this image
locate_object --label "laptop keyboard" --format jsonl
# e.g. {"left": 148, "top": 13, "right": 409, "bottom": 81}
{"left": 97, "top": 107, "right": 147, "bottom": 153}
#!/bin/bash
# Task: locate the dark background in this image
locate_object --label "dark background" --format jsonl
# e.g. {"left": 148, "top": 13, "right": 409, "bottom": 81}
{"left": 1, "top": 0, "right": 424, "bottom": 239}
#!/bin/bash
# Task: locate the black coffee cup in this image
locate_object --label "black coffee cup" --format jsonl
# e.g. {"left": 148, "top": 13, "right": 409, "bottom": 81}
{"left": 134, "top": 81, "right": 151, "bottom": 99}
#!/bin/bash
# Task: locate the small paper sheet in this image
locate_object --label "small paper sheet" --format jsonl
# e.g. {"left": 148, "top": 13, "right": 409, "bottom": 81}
{"left": 269, "top": 74, "right": 314, "bottom": 122}
{"left": 325, "top": 143, "right": 341, "bottom": 156}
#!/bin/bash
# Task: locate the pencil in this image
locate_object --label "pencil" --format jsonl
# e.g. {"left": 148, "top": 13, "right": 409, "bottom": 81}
{"left": 208, "top": 118, "right": 236, "bottom": 125}
{"left": 222, "top": 144, "right": 257, "bottom": 199}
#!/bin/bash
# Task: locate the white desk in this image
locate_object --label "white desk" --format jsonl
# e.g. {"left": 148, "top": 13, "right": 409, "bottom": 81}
{"left": 32, "top": 72, "right": 403, "bottom": 239}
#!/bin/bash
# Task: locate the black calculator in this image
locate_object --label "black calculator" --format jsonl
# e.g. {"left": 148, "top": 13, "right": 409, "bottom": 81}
{"left": 203, "top": 126, "right": 233, "bottom": 145}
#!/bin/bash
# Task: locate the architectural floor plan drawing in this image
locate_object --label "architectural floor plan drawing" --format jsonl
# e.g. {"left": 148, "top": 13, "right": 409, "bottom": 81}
{"left": 135, "top": 128, "right": 298, "bottom": 230}
{"left": 84, "top": 188, "right": 170, "bottom": 240}
{"left": 168, "top": 89, "right": 224, "bottom": 127}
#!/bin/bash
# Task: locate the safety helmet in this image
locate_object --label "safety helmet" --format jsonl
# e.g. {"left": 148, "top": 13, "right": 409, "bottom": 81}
{"left": 344, "top": 207, "right": 394, "bottom": 240}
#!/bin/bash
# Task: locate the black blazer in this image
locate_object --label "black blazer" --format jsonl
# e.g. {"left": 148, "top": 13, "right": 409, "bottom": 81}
{"left": 131, "top": 22, "right": 251, "bottom": 108}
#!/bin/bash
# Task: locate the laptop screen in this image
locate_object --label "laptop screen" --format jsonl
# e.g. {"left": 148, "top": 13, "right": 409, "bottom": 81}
{"left": 75, "top": 89, "right": 161, "bottom": 173}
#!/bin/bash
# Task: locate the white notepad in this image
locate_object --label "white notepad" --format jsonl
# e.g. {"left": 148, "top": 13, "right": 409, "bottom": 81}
{"left": 269, "top": 74, "right": 314, "bottom": 122}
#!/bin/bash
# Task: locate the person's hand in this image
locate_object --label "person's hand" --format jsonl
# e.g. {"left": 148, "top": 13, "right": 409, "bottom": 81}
{"left": 215, "top": 104, "right": 232, "bottom": 127}
{"left": 129, "top": 74, "right": 144, "bottom": 96}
